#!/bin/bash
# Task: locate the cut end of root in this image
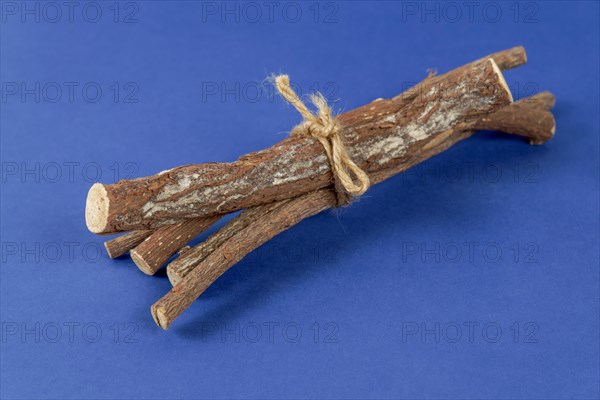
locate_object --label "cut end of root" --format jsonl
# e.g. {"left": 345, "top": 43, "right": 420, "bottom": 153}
{"left": 104, "top": 241, "right": 117, "bottom": 259}
{"left": 166, "top": 267, "right": 183, "bottom": 287}
{"left": 130, "top": 248, "right": 156, "bottom": 275}
{"left": 85, "top": 183, "right": 109, "bottom": 234}
{"left": 151, "top": 305, "right": 170, "bottom": 330}
{"left": 489, "top": 58, "right": 513, "bottom": 103}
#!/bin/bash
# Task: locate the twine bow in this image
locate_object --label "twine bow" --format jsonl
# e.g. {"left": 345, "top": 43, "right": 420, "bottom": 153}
{"left": 275, "top": 75, "right": 370, "bottom": 205}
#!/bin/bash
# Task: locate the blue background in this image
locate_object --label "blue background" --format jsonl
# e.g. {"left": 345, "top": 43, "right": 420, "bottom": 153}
{"left": 1, "top": 1, "right": 599, "bottom": 399}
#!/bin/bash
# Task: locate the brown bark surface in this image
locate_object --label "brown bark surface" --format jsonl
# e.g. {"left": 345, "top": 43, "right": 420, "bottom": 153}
{"left": 130, "top": 215, "right": 221, "bottom": 275}
{"left": 152, "top": 190, "right": 335, "bottom": 329}
{"left": 104, "top": 230, "right": 153, "bottom": 259}
{"left": 151, "top": 65, "right": 554, "bottom": 329}
{"left": 166, "top": 201, "right": 289, "bottom": 285}
{"left": 165, "top": 92, "right": 555, "bottom": 287}
{"left": 84, "top": 46, "right": 556, "bottom": 331}
{"left": 473, "top": 91, "right": 556, "bottom": 144}
{"left": 87, "top": 57, "right": 517, "bottom": 234}
{"left": 154, "top": 96, "right": 556, "bottom": 329}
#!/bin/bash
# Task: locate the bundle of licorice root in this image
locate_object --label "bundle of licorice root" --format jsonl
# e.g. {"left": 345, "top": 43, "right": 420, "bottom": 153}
{"left": 85, "top": 46, "right": 556, "bottom": 329}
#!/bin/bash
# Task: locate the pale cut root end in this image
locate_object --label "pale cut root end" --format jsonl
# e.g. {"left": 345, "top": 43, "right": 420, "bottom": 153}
{"left": 130, "top": 249, "right": 155, "bottom": 275}
{"left": 85, "top": 183, "right": 109, "bottom": 234}
{"left": 529, "top": 119, "right": 556, "bottom": 145}
{"left": 151, "top": 305, "right": 170, "bottom": 330}
{"left": 166, "top": 267, "right": 183, "bottom": 287}
{"left": 104, "top": 242, "right": 117, "bottom": 259}
{"left": 489, "top": 58, "right": 513, "bottom": 103}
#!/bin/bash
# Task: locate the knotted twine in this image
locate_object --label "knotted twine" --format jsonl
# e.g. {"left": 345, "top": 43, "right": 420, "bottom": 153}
{"left": 274, "top": 75, "right": 370, "bottom": 206}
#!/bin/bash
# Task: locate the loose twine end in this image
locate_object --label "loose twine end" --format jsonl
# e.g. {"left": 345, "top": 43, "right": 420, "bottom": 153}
{"left": 274, "top": 74, "right": 370, "bottom": 205}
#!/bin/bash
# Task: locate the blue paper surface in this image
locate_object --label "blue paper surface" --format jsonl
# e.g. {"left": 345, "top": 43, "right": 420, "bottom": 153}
{"left": 1, "top": 1, "right": 599, "bottom": 398}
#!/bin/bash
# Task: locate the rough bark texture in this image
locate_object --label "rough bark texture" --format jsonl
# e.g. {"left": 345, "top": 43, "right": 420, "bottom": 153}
{"left": 82, "top": 46, "right": 556, "bottom": 330}
{"left": 87, "top": 57, "right": 517, "bottom": 234}
{"left": 473, "top": 91, "right": 556, "bottom": 144}
{"left": 166, "top": 201, "right": 289, "bottom": 285}
{"left": 153, "top": 92, "right": 556, "bottom": 329}
{"left": 393, "top": 46, "right": 526, "bottom": 105}
{"left": 151, "top": 62, "right": 553, "bottom": 329}
{"left": 164, "top": 92, "right": 556, "bottom": 287}
{"left": 130, "top": 215, "right": 221, "bottom": 275}
{"left": 368, "top": 91, "right": 558, "bottom": 188}
{"left": 151, "top": 190, "right": 335, "bottom": 329}
{"left": 104, "top": 230, "right": 153, "bottom": 259}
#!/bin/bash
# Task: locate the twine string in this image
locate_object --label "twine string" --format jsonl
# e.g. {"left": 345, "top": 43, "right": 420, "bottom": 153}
{"left": 274, "top": 75, "right": 370, "bottom": 205}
